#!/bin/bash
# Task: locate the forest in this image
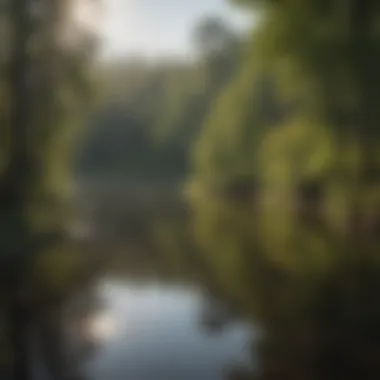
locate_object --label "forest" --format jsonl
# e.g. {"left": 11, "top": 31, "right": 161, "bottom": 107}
{"left": 1, "top": 0, "right": 380, "bottom": 379}
{"left": 76, "top": 0, "right": 380, "bottom": 233}
{"left": 75, "top": 15, "right": 241, "bottom": 184}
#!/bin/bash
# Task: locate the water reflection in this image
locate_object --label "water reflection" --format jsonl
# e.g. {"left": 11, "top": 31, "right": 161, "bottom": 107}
{"left": 86, "top": 312, "right": 118, "bottom": 342}
{"left": 85, "top": 281, "right": 253, "bottom": 380}
{"left": 192, "top": 198, "right": 380, "bottom": 380}
{"left": 3, "top": 193, "right": 380, "bottom": 380}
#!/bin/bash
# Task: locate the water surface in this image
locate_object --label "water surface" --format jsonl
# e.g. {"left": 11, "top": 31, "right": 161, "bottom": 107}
{"left": 85, "top": 280, "right": 254, "bottom": 380}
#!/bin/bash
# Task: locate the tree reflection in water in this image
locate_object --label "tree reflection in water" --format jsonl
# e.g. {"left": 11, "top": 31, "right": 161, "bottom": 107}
{"left": 3, "top": 193, "right": 380, "bottom": 380}
{"left": 192, "top": 197, "right": 380, "bottom": 380}
{"left": 0, "top": 236, "right": 112, "bottom": 380}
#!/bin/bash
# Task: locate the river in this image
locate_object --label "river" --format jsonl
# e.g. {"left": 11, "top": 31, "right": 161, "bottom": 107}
{"left": 83, "top": 280, "right": 254, "bottom": 380}
{"left": 3, "top": 192, "right": 380, "bottom": 380}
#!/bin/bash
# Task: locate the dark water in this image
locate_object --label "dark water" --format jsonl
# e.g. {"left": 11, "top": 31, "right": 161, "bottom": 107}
{"left": 3, "top": 194, "right": 380, "bottom": 380}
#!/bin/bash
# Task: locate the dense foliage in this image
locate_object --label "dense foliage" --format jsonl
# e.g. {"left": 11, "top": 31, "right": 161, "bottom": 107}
{"left": 3, "top": 0, "right": 380, "bottom": 378}
{"left": 75, "top": 16, "right": 242, "bottom": 183}
{"left": 0, "top": 1, "right": 97, "bottom": 379}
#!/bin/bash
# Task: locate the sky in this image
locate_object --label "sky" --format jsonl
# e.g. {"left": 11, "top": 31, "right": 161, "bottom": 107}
{"left": 95, "top": 0, "right": 252, "bottom": 59}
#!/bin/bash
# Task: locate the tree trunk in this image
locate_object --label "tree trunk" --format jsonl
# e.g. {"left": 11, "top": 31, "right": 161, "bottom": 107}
{"left": 5, "top": 0, "right": 33, "bottom": 379}
{"left": 7, "top": 292, "right": 31, "bottom": 380}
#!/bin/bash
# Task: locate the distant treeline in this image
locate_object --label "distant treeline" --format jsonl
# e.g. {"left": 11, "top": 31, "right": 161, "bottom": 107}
{"left": 75, "top": 16, "right": 242, "bottom": 184}
{"left": 76, "top": 1, "right": 380, "bottom": 229}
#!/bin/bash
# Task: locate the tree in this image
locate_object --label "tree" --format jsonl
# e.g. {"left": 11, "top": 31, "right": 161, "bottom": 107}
{"left": 4, "top": 1, "right": 33, "bottom": 378}
{"left": 244, "top": 1, "right": 380, "bottom": 178}
{"left": 191, "top": 43, "right": 282, "bottom": 194}
{"left": 193, "top": 16, "right": 239, "bottom": 59}
{"left": 0, "top": 1, "right": 97, "bottom": 378}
